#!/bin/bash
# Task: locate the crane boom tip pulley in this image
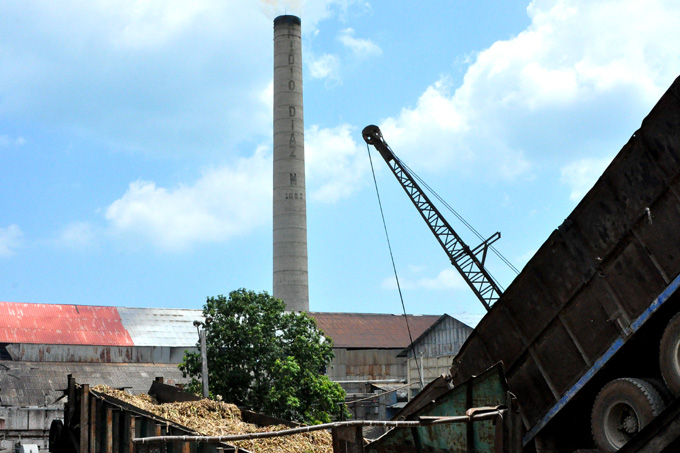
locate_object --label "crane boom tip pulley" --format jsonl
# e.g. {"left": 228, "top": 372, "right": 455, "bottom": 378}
{"left": 362, "top": 125, "right": 395, "bottom": 162}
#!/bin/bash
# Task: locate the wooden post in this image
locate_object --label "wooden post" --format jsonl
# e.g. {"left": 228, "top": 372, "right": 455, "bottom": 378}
{"left": 81, "top": 384, "right": 90, "bottom": 453}
{"left": 67, "top": 375, "right": 76, "bottom": 425}
{"left": 105, "top": 407, "right": 113, "bottom": 453}
{"left": 154, "top": 425, "right": 163, "bottom": 453}
{"left": 90, "top": 396, "right": 97, "bottom": 453}
{"left": 128, "top": 415, "right": 136, "bottom": 453}
{"left": 112, "top": 410, "right": 120, "bottom": 453}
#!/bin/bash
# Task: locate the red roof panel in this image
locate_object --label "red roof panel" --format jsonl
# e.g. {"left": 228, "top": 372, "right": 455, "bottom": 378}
{"left": 0, "top": 302, "right": 133, "bottom": 346}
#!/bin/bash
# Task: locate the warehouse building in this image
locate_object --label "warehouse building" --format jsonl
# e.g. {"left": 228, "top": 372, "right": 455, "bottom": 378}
{"left": 0, "top": 302, "right": 472, "bottom": 449}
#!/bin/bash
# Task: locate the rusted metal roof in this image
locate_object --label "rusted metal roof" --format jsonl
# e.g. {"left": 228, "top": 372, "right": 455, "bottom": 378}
{"left": 0, "top": 302, "right": 441, "bottom": 350}
{"left": 310, "top": 312, "right": 441, "bottom": 349}
{"left": 0, "top": 302, "right": 134, "bottom": 346}
{"left": 0, "top": 302, "right": 203, "bottom": 347}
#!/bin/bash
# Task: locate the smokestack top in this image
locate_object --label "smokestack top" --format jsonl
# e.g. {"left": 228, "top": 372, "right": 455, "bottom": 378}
{"left": 274, "top": 15, "right": 301, "bottom": 27}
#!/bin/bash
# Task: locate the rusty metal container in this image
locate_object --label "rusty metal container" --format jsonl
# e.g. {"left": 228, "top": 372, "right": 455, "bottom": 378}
{"left": 451, "top": 76, "right": 680, "bottom": 449}
{"left": 364, "top": 364, "right": 522, "bottom": 452}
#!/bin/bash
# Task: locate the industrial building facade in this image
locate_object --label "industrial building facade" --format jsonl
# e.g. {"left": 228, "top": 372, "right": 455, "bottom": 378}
{"left": 0, "top": 302, "right": 472, "bottom": 449}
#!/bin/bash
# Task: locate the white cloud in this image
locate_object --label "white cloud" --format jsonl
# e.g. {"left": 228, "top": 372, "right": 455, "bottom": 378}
{"left": 338, "top": 28, "right": 381, "bottom": 57}
{"left": 0, "top": 1, "right": 274, "bottom": 155}
{"left": 308, "top": 54, "right": 341, "bottom": 81}
{"left": 459, "top": 0, "right": 678, "bottom": 111}
{"left": 382, "top": 268, "right": 467, "bottom": 291}
{"left": 56, "top": 222, "right": 97, "bottom": 249}
{"left": 102, "top": 123, "right": 366, "bottom": 251}
{"left": 105, "top": 146, "right": 271, "bottom": 251}
{"left": 377, "top": 0, "right": 680, "bottom": 182}
{"left": 560, "top": 156, "right": 612, "bottom": 201}
{"left": 305, "top": 124, "right": 368, "bottom": 202}
{"left": 379, "top": 78, "right": 473, "bottom": 173}
{"left": 104, "top": 0, "right": 213, "bottom": 49}
{"left": 258, "top": 0, "right": 356, "bottom": 30}
{"left": 0, "top": 225, "right": 23, "bottom": 257}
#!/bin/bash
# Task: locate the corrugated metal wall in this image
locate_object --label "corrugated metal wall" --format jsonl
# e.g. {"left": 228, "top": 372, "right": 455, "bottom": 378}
{"left": 407, "top": 356, "right": 454, "bottom": 396}
{"left": 327, "top": 349, "right": 406, "bottom": 383}
{"left": 405, "top": 316, "right": 473, "bottom": 359}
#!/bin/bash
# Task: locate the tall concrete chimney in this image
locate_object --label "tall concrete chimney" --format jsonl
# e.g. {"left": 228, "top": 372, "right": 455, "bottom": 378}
{"left": 273, "top": 15, "right": 309, "bottom": 312}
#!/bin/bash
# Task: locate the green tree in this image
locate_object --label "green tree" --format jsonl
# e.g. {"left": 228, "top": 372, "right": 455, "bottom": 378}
{"left": 179, "top": 289, "right": 348, "bottom": 424}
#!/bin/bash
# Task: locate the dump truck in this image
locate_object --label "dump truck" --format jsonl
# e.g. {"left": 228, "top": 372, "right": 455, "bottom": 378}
{"left": 449, "top": 75, "right": 680, "bottom": 451}
{"left": 365, "top": 76, "right": 680, "bottom": 451}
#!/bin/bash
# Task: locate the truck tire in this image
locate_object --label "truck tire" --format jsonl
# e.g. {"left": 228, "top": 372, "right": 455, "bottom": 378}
{"left": 49, "top": 419, "right": 63, "bottom": 452}
{"left": 643, "top": 378, "right": 674, "bottom": 405}
{"left": 660, "top": 312, "right": 680, "bottom": 396}
{"left": 591, "top": 377, "right": 665, "bottom": 451}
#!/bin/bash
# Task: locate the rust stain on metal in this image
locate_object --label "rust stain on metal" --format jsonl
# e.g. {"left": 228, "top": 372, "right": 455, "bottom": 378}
{"left": 310, "top": 312, "right": 440, "bottom": 349}
{"left": 0, "top": 302, "right": 134, "bottom": 346}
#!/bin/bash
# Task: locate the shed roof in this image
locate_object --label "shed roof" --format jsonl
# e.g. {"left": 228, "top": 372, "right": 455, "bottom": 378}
{"left": 0, "top": 303, "right": 134, "bottom": 346}
{"left": 309, "top": 312, "right": 441, "bottom": 349}
{"left": 0, "top": 302, "right": 441, "bottom": 350}
{"left": 117, "top": 307, "right": 203, "bottom": 347}
{"left": 0, "top": 302, "right": 201, "bottom": 347}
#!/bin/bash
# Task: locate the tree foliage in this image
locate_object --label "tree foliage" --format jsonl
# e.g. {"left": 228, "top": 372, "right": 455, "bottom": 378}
{"left": 179, "top": 289, "right": 347, "bottom": 424}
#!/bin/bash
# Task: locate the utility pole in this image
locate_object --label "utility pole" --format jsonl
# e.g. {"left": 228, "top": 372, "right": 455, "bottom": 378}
{"left": 200, "top": 329, "right": 209, "bottom": 398}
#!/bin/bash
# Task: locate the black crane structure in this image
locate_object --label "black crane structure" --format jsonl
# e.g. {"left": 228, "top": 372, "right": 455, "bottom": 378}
{"left": 362, "top": 125, "right": 502, "bottom": 311}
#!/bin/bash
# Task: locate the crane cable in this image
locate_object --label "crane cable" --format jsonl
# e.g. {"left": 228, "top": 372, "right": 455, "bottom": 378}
{"left": 366, "top": 142, "right": 425, "bottom": 390}
{"left": 397, "top": 156, "right": 521, "bottom": 278}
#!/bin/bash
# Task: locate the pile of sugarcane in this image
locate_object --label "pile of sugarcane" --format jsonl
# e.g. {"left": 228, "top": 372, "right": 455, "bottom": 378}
{"left": 92, "top": 386, "right": 332, "bottom": 453}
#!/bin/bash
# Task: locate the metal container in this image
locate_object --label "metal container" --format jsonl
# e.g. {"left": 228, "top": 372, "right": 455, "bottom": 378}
{"left": 451, "top": 76, "right": 680, "bottom": 449}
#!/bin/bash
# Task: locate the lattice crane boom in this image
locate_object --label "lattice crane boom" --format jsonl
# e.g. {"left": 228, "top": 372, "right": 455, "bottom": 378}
{"left": 362, "top": 125, "right": 502, "bottom": 310}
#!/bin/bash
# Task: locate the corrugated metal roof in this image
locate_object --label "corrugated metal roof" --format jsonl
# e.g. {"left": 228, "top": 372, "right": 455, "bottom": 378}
{"left": 118, "top": 307, "right": 203, "bottom": 347}
{"left": 0, "top": 302, "right": 134, "bottom": 346}
{"left": 309, "top": 312, "right": 441, "bottom": 349}
{"left": 0, "top": 302, "right": 204, "bottom": 347}
{"left": 0, "top": 302, "right": 441, "bottom": 350}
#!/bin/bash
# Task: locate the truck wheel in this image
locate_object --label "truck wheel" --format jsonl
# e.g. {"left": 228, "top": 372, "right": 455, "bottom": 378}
{"left": 660, "top": 312, "right": 680, "bottom": 396}
{"left": 591, "top": 378, "right": 665, "bottom": 451}
{"left": 49, "top": 419, "right": 63, "bottom": 452}
{"left": 643, "top": 378, "right": 674, "bottom": 405}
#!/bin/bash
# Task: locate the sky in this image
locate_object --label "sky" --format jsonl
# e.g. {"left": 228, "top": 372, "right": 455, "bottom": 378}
{"left": 1, "top": 0, "right": 680, "bottom": 327}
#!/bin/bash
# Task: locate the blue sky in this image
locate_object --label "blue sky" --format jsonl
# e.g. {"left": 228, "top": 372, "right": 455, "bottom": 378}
{"left": 1, "top": 0, "right": 679, "bottom": 326}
